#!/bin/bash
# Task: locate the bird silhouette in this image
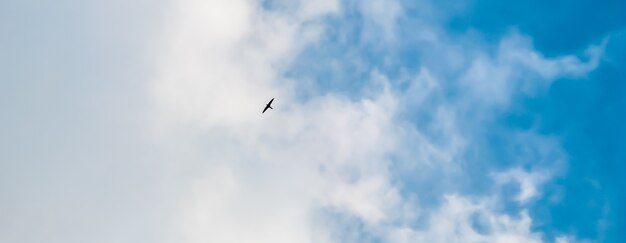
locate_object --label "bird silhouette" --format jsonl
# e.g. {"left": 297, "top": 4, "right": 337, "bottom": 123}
{"left": 262, "top": 98, "right": 274, "bottom": 113}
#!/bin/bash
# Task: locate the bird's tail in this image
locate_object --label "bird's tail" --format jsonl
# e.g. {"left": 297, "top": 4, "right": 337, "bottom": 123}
{"left": 269, "top": 106, "right": 273, "bottom": 109}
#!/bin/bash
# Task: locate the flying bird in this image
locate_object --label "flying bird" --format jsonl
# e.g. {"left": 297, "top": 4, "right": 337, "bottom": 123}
{"left": 262, "top": 98, "right": 274, "bottom": 113}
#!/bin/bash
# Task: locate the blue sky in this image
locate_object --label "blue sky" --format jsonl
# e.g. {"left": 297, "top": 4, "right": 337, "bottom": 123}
{"left": 1, "top": 0, "right": 625, "bottom": 242}
{"left": 530, "top": 34, "right": 626, "bottom": 241}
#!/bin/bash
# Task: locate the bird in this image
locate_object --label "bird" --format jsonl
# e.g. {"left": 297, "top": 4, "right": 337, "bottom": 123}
{"left": 262, "top": 98, "right": 274, "bottom": 113}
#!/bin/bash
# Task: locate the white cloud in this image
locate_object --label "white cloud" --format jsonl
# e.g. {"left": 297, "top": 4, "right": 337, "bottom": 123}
{"left": 459, "top": 31, "right": 605, "bottom": 108}
{"left": 164, "top": 88, "right": 401, "bottom": 243}
{"left": 151, "top": 0, "right": 339, "bottom": 131}
{"left": 493, "top": 168, "right": 551, "bottom": 204}
{"left": 149, "top": 0, "right": 404, "bottom": 241}
{"left": 387, "top": 195, "right": 543, "bottom": 243}
{"left": 499, "top": 34, "right": 606, "bottom": 79}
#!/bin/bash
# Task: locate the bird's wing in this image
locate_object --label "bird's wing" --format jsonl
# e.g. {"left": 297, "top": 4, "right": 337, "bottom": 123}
{"left": 263, "top": 105, "right": 270, "bottom": 113}
{"left": 267, "top": 98, "right": 274, "bottom": 106}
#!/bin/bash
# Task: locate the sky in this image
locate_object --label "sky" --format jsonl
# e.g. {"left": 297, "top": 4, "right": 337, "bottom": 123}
{"left": 1, "top": 0, "right": 625, "bottom": 242}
